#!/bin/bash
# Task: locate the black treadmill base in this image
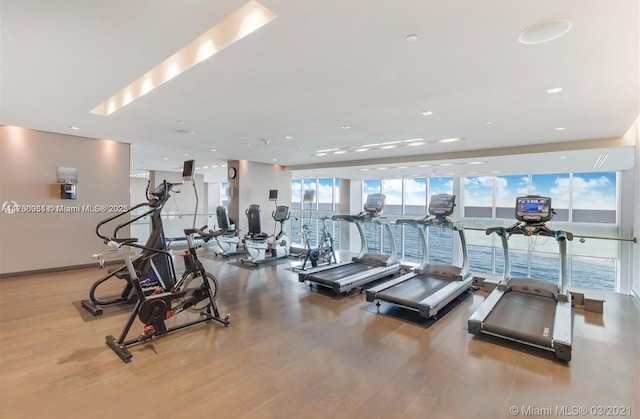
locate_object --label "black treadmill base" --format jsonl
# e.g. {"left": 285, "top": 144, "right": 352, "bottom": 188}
{"left": 362, "top": 290, "right": 473, "bottom": 328}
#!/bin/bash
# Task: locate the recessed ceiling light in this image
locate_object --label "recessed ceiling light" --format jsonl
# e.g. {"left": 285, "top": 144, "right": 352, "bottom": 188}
{"left": 421, "top": 111, "right": 433, "bottom": 116}
{"left": 355, "top": 148, "right": 369, "bottom": 152}
{"left": 380, "top": 145, "right": 396, "bottom": 149}
{"left": 221, "top": 164, "right": 226, "bottom": 167}
{"left": 334, "top": 150, "right": 347, "bottom": 154}
{"left": 211, "top": 165, "right": 218, "bottom": 168}
{"left": 485, "top": 121, "right": 493, "bottom": 125}
{"left": 560, "top": 156, "right": 567, "bottom": 159}
{"left": 398, "top": 166, "right": 408, "bottom": 169}
{"left": 377, "top": 167, "right": 387, "bottom": 170}
{"left": 163, "top": 157, "right": 169, "bottom": 160}
{"left": 284, "top": 136, "right": 293, "bottom": 139}
{"left": 315, "top": 153, "right": 327, "bottom": 157}
{"left": 273, "top": 159, "right": 277, "bottom": 162}
{"left": 519, "top": 19, "right": 573, "bottom": 45}
{"left": 440, "top": 163, "right": 453, "bottom": 167}
{"left": 70, "top": 126, "right": 80, "bottom": 130}
{"left": 341, "top": 125, "right": 351, "bottom": 130}
{"left": 90, "top": 2, "right": 278, "bottom": 116}
{"left": 555, "top": 127, "right": 567, "bottom": 131}
{"left": 360, "top": 168, "right": 370, "bottom": 171}
{"left": 298, "top": 146, "right": 303, "bottom": 150}
{"left": 438, "top": 137, "right": 462, "bottom": 143}
{"left": 408, "top": 142, "right": 425, "bottom": 146}
{"left": 405, "top": 34, "right": 418, "bottom": 43}
{"left": 184, "top": 153, "right": 190, "bottom": 156}
{"left": 467, "top": 161, "right": 486, "bottom": 165}
{"left": 419, "top": 164, "right": 430, "bottom": 168}
{"left": 547, "top": 87, "right": 563, "bottom": 94}
{"left": 210, "top": 148, "right": 216, "bottom": 152}
{"left": 177, "top": 120, "right": 184, "bottom": 124}
{"left": 203, "top": 166, "right": 208, "bottom": 169}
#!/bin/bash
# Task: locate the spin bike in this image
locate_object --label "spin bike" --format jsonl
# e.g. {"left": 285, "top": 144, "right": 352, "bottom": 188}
{"left": 101, "top": 224, "right": 230, "bottom": 363}
{"left": 300, "top": 216, "right": 336, "bottom": 270}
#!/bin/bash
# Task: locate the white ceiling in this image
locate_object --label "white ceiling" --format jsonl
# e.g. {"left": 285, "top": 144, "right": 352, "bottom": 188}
{"left": 1, "top": 0, "right": 638, "bottom": 182}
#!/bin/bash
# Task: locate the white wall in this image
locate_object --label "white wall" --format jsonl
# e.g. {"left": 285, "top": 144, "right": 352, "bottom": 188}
{"left": 633, "top": 121, "right": 640, "bottom": 300}
{"left": 234, "top": 161, "right": 291, "bottom": 237}
{"left": 0, "top": 126, "right": 129, "bottom": 275}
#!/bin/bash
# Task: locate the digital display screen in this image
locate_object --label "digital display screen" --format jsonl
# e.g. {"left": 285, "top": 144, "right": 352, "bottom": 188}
{"left": 364, "top": 193, "right": 386, "bottom": 212}
{"left": 515, "top": 196, "right": 552, "bottom": 222}
{"left": 274, "top": 206, "right": 289, "bottom": 220}
{"left": 429, "top": 194, "right": 455, "bottom": 216}
{"left": 269, "top": 190, "right": 278, "bottom": 200}
{"left": 182, "top": 160, "right": 195, "bottom": 180}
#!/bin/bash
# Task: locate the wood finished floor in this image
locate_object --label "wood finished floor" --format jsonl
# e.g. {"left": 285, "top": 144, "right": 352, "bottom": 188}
{"left": 0, "top": 250, "right": 638, "bottom": 419}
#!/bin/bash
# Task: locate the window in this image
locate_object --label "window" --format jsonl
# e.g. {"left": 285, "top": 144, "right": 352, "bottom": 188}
{"left": 495, "top": 175, "right": 530, "bottom": 219}
{"left": 463, "top": 176, "right": 493, "bottom": 218}
{"left": 317, "top": 178, "right": 333, "bottom": 211}
{"left": 429, "top": 177, "right": 454, "bottom": 196}
{"left": 220, "top": 181, "right": 229, "bottom": 207}
{"left": 404, "top": 178, "right": 427, "bottom": 215}
{"left": 381, "top": 179, "right": 402, "bottom": 214}
{"left": 571, "top": 172, "right": 616, "bottom": 223}
{"left": 532, "top": 173, "right": 569, "bottom": 221}
{"left": 291, "top": 179, "right": 302, "bottom": 210}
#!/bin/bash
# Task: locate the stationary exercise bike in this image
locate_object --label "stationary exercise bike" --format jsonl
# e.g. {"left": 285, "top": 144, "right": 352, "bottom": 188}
{"left": 210, "top": 206, "right": 245, "bottom": 257}
{"left": 102, "top": 225, "right": 230, "bottom": 362}
{"left": 82, "top": 180, "right": 178, "bottom": 316}
{"left": 241, "top": 201, "right": 291, "bottom": 266}
{"left": 300, "top": 216, "right": 336, "bottom": 269}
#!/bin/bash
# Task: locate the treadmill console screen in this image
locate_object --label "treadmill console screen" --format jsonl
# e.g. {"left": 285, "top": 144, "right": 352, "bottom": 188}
{"left": 363, "top": 193, "right": 386, "bottom": 214}
{"left": 428, "top": 193, "right": 455, "bottom": 216}
{"left": 274, "top": 205, "right": 289, "bottom": 221}
{"left": 515, "top": 196, "right": 552, "bottom": 223}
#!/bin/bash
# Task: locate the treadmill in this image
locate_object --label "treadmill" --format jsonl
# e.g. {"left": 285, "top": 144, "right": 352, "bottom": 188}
{"left": 467, "top": 195, "right": 573, "bottom": 361}
{"left": 299, "top": 193, "right": 400, "bottom": 293}
{"left": 366, "top": 194, "right": 474, "bottom": 318}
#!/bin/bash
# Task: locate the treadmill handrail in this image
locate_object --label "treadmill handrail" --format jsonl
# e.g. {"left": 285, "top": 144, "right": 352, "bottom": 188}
{"left": 397, "top": 215, "right": 463, "bottom": 231}
{"left": 486, "top": 222, "right": 572, "bottom": 294}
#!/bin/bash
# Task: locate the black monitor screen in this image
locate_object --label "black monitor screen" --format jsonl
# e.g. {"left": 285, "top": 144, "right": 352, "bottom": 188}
{"left": 182, "top": 160, "right": 195, "bottom": 181}
{"left": 515, "top": 196, "right": 552, "bottom": 222}
{"left": 274, "top": 206, "right": 289, "bottom": 221}
{"left": 303, "top": 190, "right": 315, "bottom": 202}
{"left": 363, "top": 193, "right": 386, "bottom": 213}
{"left": 428, "top": 194, "right": 455, "bottom": 216}
{"left": 269, "top": 190, "right": 278, "bottom": 201}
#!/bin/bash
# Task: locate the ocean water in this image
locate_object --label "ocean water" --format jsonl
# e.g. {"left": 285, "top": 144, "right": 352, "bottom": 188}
{"left": 292, "top": 221, "right": 616, "bottom": 292}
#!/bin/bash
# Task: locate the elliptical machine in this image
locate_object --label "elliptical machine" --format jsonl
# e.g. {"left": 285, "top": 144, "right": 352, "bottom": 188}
{"left": 81, "top": 180, "right": 178, "bottom": 315}
{"left": 210, "top": 206, "right": 245, "bottom": 257}
{"left": 241, "top": 191, "right": 291, "bottom": 266}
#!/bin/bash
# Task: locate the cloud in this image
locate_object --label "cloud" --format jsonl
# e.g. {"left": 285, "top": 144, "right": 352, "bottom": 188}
{"left": 382, "top": 179, "right": 403, "bottom": 203}
{"left": 565, "top": 174, "right": 616, "bottom": 209}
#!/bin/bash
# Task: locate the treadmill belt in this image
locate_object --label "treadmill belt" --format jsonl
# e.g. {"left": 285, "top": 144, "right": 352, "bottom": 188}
{"left": 376, "top": 275, "right": 451, "bottom": 309}
{"left": 483, "top": 291, "right": 556, "bottom": 348}
{"left": 306, "top": 263, "right": 376, "bottom": 284}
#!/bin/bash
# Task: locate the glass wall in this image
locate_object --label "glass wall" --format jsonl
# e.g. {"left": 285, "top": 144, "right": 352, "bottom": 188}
{"left": 291, "top": 172, "right": 620, "bottom": 292}
{"left": 462, "top": 172, "right": 619, "bottom": 291}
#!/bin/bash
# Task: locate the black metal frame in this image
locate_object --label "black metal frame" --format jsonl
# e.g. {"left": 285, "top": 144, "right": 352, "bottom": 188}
{"left": 105, "top": 228, "right": 230, "bottom": 363}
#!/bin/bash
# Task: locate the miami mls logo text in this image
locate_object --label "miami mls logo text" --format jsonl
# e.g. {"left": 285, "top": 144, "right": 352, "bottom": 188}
{"left": 1, "top": 200, "right": 18, "bottom": 214}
